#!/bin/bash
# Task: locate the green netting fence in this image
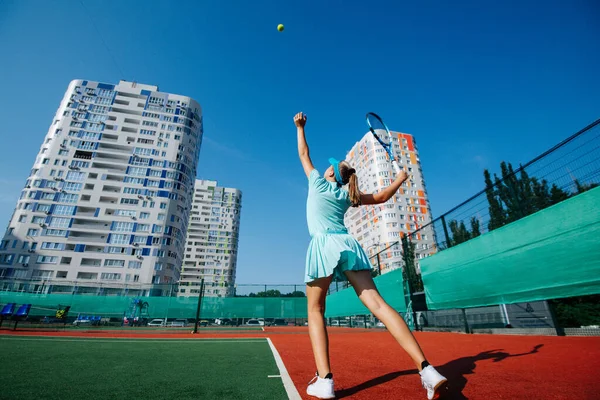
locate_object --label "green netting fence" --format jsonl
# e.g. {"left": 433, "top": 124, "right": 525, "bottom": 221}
{"left": 421, "top": 185, "right": 600, "bottom": 310}
{"left": 0, "top": 291, "right": 308, "bottom": 321}
{"left": 325, "top": 268, "right": 408, "bottom": 317}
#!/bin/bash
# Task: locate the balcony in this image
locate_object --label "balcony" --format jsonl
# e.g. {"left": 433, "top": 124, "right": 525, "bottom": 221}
{"left": 71, "top": 219, "right": 110, "bottom": 231}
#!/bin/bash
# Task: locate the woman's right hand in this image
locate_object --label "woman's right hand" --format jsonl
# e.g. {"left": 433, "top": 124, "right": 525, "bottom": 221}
{"left": 294, "top": 112, "right": 307, "bottom": 128}
{"left": 396, "top": 170, "right": 408, "bottom": 182}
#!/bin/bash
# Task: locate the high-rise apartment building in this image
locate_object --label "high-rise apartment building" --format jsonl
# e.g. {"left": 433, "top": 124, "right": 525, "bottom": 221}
{"left": 0, "top": 80, "right": 202, "bottom": 296}
{"left": 344, "top": 131, "right": 435, "bottom": 274}
{"left": 179, "top": 180, "right": 241, "bottom": 298}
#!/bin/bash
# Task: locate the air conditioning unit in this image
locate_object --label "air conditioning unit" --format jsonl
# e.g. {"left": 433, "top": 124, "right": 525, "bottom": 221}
{"left": 136, "top": 255, "right": 143, "bottom": 260}
{"left": 26, "top": 185, "right": 31, "bottom": 189}
{"left": 60, "top": 144, "right": 66, "bottom": 148}
{"left": 133, "top": 243, "right": 139, "bottom": 247}
{"left": 51, "top": 187, "right": 59, "bottom": 192}
{"left": 22, "top": 263, "right": 28, "bottom": 267}
{"left": 39, "top": 223, "right": 47, "bottom": 228}
{"left": 45, "top": 211, "right": 52, "bottom": 215}
{"left": 137, "top": 195, "right": 144, "bottom": 199}
{"left": 130, "top": 216, "right": 137, "bottom": 221}
{"left": 28, "top": 249, "right": 35, "bottom": 253}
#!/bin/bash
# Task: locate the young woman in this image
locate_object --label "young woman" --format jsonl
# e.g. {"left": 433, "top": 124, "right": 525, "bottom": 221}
{"left": 295, "top": 112, "right": 447, "bottom": 400}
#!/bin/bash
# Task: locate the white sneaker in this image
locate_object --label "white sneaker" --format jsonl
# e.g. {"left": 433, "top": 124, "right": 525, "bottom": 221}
{"left": 419, "top": 365, "right": 447, "bottom": 400}
{"left": 306, "top": 373, "right": 335, "bottom": 399}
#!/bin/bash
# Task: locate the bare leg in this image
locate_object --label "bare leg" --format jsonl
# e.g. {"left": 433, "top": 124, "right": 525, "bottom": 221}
{"left": 306, "top": 275, "right": 333, "bottom": 377}
{"left": 345, "top": 270, "right": 427, "bottom": 370}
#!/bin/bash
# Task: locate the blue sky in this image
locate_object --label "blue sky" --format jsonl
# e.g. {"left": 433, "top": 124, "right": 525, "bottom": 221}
{"left": 0, "top": 0, "right": 598, "bottom": 285}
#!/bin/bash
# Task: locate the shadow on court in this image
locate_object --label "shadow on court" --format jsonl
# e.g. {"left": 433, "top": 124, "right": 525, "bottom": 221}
{"left": 335, "top": 344, "right": 544, "bottom": 399}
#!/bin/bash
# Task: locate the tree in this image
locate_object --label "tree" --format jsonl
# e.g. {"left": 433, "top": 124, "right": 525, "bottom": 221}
{"left": 485, "top": 162, "right": 572, "bottom": 233}
{"left": 470, "top": 217, "right": 481, "bottom": 238}
{"left": 448, "top": 220, "right": 471, "bottom": 246}
{"left": 484, "top": 169, "right": 506, "bottom": 230}
{"left": 282, "top": 291, "right": 306, "bottom": 298}
{"left": 574, "top": 179, "right": 599, "bottom": 194}
{"left": 401, "top": 235, "right": 423, "bottom": 292}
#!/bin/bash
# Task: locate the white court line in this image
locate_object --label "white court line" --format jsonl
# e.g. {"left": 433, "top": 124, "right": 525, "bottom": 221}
{"left": 268, "top": 375, "right": 281, "bottom": 378}
{"left": 267, "top": 338, "right": 302, "bottom": 400}
{"left": 0, "top": 337, "right": 266, "bottom": 344}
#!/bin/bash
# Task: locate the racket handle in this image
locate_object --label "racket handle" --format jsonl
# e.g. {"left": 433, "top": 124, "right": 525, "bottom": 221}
{"left": 392, "top": 160, "right": 401, "bottom": 173}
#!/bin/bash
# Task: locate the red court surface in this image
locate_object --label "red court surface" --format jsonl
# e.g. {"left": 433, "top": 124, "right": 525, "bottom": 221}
{"left": 2, "top": 327, "right": 598, "bottom": 399}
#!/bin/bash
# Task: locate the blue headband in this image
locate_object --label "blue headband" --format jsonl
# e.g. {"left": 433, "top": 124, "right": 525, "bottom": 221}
{"left": 328, "top": 157, "right": 344, "bottom": 186}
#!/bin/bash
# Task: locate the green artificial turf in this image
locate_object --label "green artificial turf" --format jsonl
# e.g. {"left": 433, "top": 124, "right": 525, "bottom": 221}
{"left": 0, "top": 337, "right": 288, "bottom": 400}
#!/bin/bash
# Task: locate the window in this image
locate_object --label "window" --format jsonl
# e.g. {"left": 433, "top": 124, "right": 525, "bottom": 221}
{"left": 104, "top": 259, "right": 125, "bottom": 267}
{"left": 128, "top": 167, "right": 147, "bottom": 177}
{"left": 123, "top": 176, "right": 145, "bottom": 185}
{"left": 70, "top": 160, "right": 89, "bottom": 168}
{"left": 140, "top": 212, "right": 150, "bottom": 219}
{"left": 27, "top": 229, "right": 39, "bottom": 236}
{"left": 49, "top": 217, "right": 70, "bottom": 228}
{"left": 136, "top": 224, "right": 150, "bottom": 232}
{"left": 17, "top": 255, "right": 30, "bottom": 264}
{"left": 57, "top": 193, "right": 79, "bottom": 203}
{"left": 132, "top": 236, "right": 146, "bottom": 244}
{"left": 120, "top": 198, "right": 139, "bottom": 205}
{"left": 128, "top": 261, "right": 142, "bottom": 269}
{"left": 41, "top": 242, "right": 64, "bottom": 250}
{"left": 114, "top": 209, "right": 137, "bottom": 217}
{"left": 100, "top": 273, "right": 121, "bottom": 280}
{"left": 63, "top": 182, "right": 82, "bottom": 192}
{"left": 112, "top": 222, "right": 134, "bottom": 232}
{"left": 0, "top": 254, "right": 14, "bottom": 264}
{"left": 109, "top": 234, "right": 129, "bottom": 245}
{"left": 54, "top": 205, "right": 76, "bottom": 216}
{"left": 43, "top": 229, "right": 68, "bottom": 237}
{"left": 36, "top": 204, "right": 51, "bottom": 213}
{"left": 36, "top": 255, "right": 58, "bottom": 264}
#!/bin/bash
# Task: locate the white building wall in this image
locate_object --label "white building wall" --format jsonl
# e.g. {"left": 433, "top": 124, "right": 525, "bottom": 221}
{"left": 179, "top": 180, "right": 241, "bottom": 298}
{"left": 344, "top": 131, "right": 435, "bottom": 274}
{"left": 0, "top": 80, "right": 202, "bottom": 296}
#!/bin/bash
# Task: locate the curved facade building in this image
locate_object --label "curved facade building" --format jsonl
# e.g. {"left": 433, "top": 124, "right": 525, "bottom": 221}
{"left": 0, "top": 80, "right": 202, "bottom": 296}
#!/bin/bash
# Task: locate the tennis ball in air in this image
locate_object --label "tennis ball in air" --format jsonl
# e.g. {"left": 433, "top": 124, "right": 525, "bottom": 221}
{"left": 277, "top": 24, "right": 284, "bottom": 32}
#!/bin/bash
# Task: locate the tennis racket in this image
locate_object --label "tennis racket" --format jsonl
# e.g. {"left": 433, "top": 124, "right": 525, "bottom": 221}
{"left": 366, "top": 112, "right": 401, "bottom": 173}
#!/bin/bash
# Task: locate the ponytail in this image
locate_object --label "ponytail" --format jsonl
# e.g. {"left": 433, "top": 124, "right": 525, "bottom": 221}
{"left": 338, "top": 161, "right": 361, "bottom": 207}
{"left": 348, "top": 173, "right": 361, "bottom": 207}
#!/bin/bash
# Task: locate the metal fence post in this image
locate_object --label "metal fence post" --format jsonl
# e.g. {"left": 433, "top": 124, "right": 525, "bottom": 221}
{"left": 461, "top": 308, "right": 471, "bottom": 334}
{"left": 440, "top": 215, "right": 452, "bottom": 248}
{"left": 193, "top": 278, "right": 205, "bottom": 334}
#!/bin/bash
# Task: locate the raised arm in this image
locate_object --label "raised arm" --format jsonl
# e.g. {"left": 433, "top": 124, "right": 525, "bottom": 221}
{"left": 360, "top": 171, "right": 409, "bottom": 205}
{"left": 294, "top": 112, "right": 315, "bottom": 178}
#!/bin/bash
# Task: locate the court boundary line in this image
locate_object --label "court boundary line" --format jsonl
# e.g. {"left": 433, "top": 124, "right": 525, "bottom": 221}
{"left": 267, "top": 338, "right": 302, "bottom": 400}
{"left": 0, "top": 336, "right": 267, "bottom": 343}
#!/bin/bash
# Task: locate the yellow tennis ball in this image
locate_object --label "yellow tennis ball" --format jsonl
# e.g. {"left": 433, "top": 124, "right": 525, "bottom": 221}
{"left": 277, "top": 24, "right": 284, "bottom": 32}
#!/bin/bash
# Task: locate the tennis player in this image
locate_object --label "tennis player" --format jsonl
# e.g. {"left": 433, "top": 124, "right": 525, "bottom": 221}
{"left": 294, "top": 112, "right": 447, "bottom": 399}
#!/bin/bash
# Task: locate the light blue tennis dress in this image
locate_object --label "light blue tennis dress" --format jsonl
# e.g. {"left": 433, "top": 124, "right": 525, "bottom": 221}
{"left": 305, "top": 169, "right": 373, "bottom": 283}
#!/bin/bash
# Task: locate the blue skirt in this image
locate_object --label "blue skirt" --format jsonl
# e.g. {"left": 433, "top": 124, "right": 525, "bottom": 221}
{"left": 304, "top": 231, "right": 373, "bottom": 283}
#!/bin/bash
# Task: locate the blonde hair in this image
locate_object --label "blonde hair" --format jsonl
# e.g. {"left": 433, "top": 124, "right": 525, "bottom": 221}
{"left": 338, "top": 161, "right": 360, "bottom": 207}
